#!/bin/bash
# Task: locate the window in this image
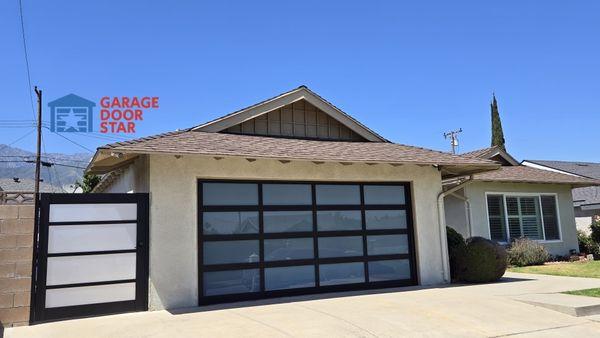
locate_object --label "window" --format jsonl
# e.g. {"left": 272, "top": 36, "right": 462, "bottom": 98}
{"left": 486, "top": 194, "right": 560, "bottom": 242}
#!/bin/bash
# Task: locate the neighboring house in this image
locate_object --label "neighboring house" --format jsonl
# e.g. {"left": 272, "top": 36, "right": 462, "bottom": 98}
{"left": 522, "top": 160, "right": 600, "bottom": 232}
{"left": 444, "top": 146, "right": 599, "bottom": 256}
{"left": 0, "top": 178, "right": 64, "bottom": 204}
{"left": 87, "top": 86, "right": 499, "bottom": 310}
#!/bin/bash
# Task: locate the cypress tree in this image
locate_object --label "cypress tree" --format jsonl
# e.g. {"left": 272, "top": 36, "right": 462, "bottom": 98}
{"left": 490, "top": 94, "right": 506, "bottom": 151}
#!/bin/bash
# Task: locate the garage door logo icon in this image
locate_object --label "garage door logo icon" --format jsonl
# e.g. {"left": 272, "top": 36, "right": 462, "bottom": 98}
{"left": 48, "top": 94, "right": 96, "bottom": 132}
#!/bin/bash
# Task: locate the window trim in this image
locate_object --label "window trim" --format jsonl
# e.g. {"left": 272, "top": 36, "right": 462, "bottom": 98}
{"left": 484, "top": 192, "right": 562, "bottom": 244}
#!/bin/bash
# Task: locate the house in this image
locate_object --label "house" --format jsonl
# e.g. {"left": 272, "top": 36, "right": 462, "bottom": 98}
{"left": 87, "top": 86, "right": 500, "bottom": 310}
{"left": 521, "top": 160, "right": 600, "bottom": 232}
{"left": 0, "top": 178, "right": 64, "bottom": 204}
{"left": 444, "top": 146, "right": 599, "bottom": 256}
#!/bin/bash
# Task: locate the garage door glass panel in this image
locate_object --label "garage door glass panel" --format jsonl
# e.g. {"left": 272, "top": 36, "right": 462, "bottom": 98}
{"left": 319, "top": 262, "right": 365, "bottom": 286}
{"left": 317, "top": 211, "right": 362, "bottom": 231}
{"left": 203, "top": 183, "right": 258, "bottom": 206}
{"left": 318, "top": 236, "right": 363, "bottom": 258}
{"left": 203, "top": 212, "right": 259, "bottom": 235}
{"left": 203, "top": 240, "right": 259, "bottom": 265}
{"left": 204, "top": 269, "right": 260, "bottom": 296}
{"left": 315, "top": 185, "right": 360, "bottom": 205}
{"left": 365, "top": 210, "right": 407, "bottom": 229}
{"left": 367, "top": 235, "right": 408, "bottom": 255}
{"left": 45, "top": 282, "right": 136, "bottom": 308}
{"left": 263, "top": 184, "right": 311, "bottom": 205}
{"left": 265, "top": 265, "right": 315, "bottom": 291}
{"left": 263, "top": 211, "right": 313, "bottom": 233}
{"left": 264, "top": 238, "right": 314, "bottom": 261}
{"left": 46, "top": 253, "right": 136, "bottom": 286}
{"left": 364, "top": 185, "right": 405, "bottom": 205}
{"left": 48, "top": 223, "right": 136, "bottom": 254}
{"left": 368, "top": 260, "right": 411, "bottom": 281}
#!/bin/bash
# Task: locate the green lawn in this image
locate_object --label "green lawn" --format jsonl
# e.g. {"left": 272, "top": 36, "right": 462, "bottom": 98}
{"left": 564, "top": 288, "right": 600, "bottom": 298}
{"left": 508, "top": 260, "right": 600, "bottom": 278}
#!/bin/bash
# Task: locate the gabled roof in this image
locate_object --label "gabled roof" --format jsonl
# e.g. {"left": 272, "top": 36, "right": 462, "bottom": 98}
{"left": 48, "top": 94, "right": 96, "bottom": 107}
{"left": 87, "top": 131, "right": 499, "bottom": 178}
{"left": 192, "top": 86, "right": 387, "bottom": 142}
{"left": 472, "top": 165, "right": 600, "bottom": 187}
{"left": 462, "top": 146, "right": 519, "bottom": 166}
{"left": 522, "top": 160, "right": 600, "bottom": 180}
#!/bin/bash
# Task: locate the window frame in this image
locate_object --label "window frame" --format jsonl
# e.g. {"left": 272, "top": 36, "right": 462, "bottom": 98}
{"left": 484, "top": 192, "right": 562, "bottom": 244}
{"left": 198, "top": 179, "right": 418, "bottom": 305}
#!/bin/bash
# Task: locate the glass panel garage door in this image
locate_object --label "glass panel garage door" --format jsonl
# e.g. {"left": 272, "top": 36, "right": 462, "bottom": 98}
{"left": 198, "top": 181, "right": 416, "bottom": 305}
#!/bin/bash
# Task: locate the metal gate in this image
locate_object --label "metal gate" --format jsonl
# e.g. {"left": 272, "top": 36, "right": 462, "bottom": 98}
{"left": 30, "top": 193, "right": 149, "bottom": 323}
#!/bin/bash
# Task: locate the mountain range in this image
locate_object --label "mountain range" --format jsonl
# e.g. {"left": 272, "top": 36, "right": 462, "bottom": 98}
{"left": 0, "top": 144, "right": 92, "bottom": 191}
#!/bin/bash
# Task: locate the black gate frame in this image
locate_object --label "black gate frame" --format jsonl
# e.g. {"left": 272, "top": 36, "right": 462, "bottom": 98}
{"left": 30, "top": 193, "right": 149, "bottom": 323}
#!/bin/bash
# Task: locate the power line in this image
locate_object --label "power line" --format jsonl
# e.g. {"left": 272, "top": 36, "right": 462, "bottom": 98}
{"left": 0, "top": 160, "right": 87, "bottom": 170}
{"left": 0, "top": 128, "right": 35, "bottom": 152}
{"left": 44, "top": 128, "right": 94, "bottom": 152}
{"left": 17, "top": 0, "right": 36, "bottom": 120}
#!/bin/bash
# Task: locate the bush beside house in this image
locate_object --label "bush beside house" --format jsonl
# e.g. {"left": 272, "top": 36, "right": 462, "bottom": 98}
{"left": 507, "top": 238, "right": 550, "bottom": 267}
{"left": 446, "top": 228, "right": 507, "bottom": 283}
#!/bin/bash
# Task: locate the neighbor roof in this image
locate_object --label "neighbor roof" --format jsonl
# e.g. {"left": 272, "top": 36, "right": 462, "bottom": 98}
{"left": 472, "top": 165, "right": 600, "bottom": 187}
{"left": 523, "top": 160, "right": 600, "bottom": 180}
{"left": 192, "top": 86, "right": 388, "bottom": 142}
{"left": 573, "top": 186, "right": 600, "bottom": 208}
{"left": 0, "top": 178, "right": 64, "bottom": 193}
{"left": 87, "top": 130, "right": 499, "bottom": 178}
{"left": 462, "top": 146, "right": 519, "bottom": 166}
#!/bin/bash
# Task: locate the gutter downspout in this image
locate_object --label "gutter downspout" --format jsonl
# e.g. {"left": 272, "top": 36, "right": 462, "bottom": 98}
{"left": 437, "top": 175, "right": 473, "bottom": 283}
{"left": 449, "top": 192, "right": 472, "bottom": 238}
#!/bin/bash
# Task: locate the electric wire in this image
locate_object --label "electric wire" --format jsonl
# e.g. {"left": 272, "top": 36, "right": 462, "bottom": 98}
{"left": 17, "top": 0, "right": 36, "bottom": 120}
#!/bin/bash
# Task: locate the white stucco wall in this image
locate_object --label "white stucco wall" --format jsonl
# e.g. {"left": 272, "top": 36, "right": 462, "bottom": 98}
{"left": 444, "top": 188, "right": 470, "bottom": 238}
{"left": 446, "top": 181, "right": 579, "bottom": 256}
{"left": 147, "top": 154, "right": 448, "bottom": 310}
{"left": 102, "top": 156, "right": 149, "bottom": 193}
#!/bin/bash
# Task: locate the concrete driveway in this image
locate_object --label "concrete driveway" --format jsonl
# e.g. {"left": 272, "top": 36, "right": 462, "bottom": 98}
{"left": 8, "top": 272, "right": 600, "bottom": 337}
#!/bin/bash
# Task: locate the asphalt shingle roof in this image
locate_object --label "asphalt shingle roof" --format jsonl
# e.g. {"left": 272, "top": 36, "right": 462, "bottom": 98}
{"left": 0, "top": 178, "right": 63, "bottom": 193}
{"left": 98, "top": 130, "right": 498, "bottom": 167}
{"left": 472, "top": 165, "right": 600, "bottom": 187}
{"left": 524, "top": 160, "right": 600, "bottom": 180}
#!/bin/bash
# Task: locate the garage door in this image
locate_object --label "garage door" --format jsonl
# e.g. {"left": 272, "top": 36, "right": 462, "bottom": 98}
{"left": 197, "top": 181, "right": 417, "bottom": 305}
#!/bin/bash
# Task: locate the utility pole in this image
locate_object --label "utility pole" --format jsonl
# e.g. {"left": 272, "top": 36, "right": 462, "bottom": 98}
{"left": 34, "top": 86, "right": 42, "bottom": 199}
{"left": 444, "top": 128, "right": 462, "bottom": 154}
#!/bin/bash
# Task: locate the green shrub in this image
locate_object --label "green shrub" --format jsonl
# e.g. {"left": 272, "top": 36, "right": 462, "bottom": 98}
{"left": 507, "top": 238, "right": 550, "bottom": 267}
{"left": 590, "top": 218, "right": 600, "bottom": 245}
{"left": 446, "top": 227, "right": 466, "bottom": 281}
{"left": 460, "top": 237, "right": 507, "bottom": 283}
{"left": 578, "top": 230, "right": 600, "bottom": 258}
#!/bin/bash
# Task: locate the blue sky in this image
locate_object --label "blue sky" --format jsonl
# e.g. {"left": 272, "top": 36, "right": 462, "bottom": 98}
{"left": 1, "top": 1, "right": 599, "bottom": 161}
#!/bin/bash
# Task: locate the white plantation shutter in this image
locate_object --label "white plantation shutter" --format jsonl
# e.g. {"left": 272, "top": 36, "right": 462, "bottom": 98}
{"left": 486, "top": 195, "right": 507, "bottom": 242}
{"left": 541, "top": 196, "right": 560, "bottom": 240}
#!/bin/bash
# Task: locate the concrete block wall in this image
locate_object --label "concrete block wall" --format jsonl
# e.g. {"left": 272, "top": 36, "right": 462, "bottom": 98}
{"left": 0, "top": 205, "right": 34, "bottom": 327}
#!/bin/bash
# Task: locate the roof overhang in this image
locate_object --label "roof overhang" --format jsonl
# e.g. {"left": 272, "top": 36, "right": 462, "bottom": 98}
{"left": 87, "top": 148, "right": 500, "bottom": 179}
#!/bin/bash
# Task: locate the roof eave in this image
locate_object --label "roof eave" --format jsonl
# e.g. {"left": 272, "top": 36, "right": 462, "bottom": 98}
{"left": 86, "top": 148, "right": 499, "bottom": 176}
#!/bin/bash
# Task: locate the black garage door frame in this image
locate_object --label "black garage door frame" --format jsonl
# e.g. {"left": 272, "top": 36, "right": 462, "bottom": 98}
{"left": 197, "top": 180, "right": 418, "bottom": 305}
